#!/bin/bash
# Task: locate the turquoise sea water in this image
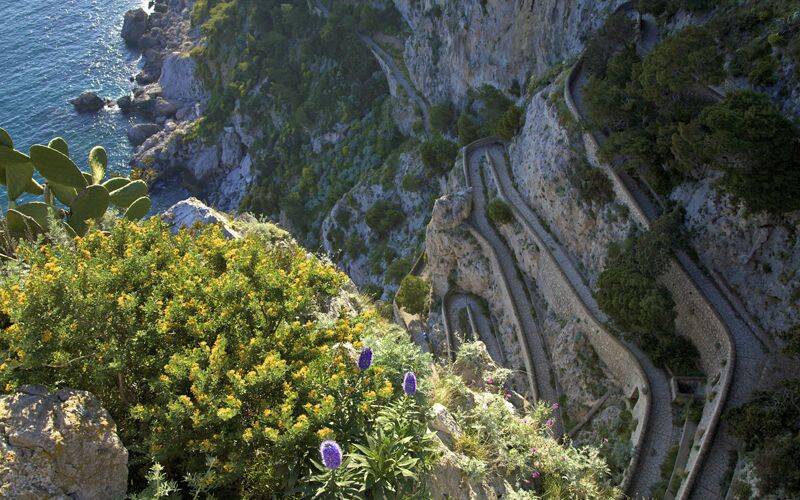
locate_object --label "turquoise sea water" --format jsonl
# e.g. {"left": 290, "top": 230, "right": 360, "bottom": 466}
{"left": 0, "top": 0, "right": 147, "bottom": 208}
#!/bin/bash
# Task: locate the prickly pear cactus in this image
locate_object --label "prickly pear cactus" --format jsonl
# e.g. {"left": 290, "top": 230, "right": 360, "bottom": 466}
{"left": 0, "top": 127, "right": 152, "bottom": 243}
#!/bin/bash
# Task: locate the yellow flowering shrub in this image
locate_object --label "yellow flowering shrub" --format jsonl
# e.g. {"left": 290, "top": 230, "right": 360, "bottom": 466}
{"left": 0, "top": 219, "right": 420, "bottom": 495}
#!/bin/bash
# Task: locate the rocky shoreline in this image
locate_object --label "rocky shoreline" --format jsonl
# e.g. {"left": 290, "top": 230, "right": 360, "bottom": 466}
{"left": 116, "top": 0, "right": 255, "bottom": 213}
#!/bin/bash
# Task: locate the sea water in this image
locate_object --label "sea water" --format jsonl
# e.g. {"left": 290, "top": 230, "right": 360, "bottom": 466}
{"left": 0, "top": 0, "right": 147, "bottom": 209}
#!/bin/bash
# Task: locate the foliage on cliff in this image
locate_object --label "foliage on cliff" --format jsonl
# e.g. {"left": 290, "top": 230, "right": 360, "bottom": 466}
{"left": 595, "top": 209, "right": 699, "bottom": 374}
{"left": 189, "top": 0, "right": 406, "bottom": 245}
{"left": 584, "top": 1, "right": 800, "bottom": 214}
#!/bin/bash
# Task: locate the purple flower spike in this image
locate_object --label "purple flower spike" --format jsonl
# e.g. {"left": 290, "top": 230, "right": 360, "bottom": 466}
{"left": 551, "top": 402, "right": 560, "bottom": 411}
{"left": 546, "top": 418, "right": 555, "bottom": 428}
{"left": 531, "top": 470, "right": 541, "bottom": 479}
{"left": 403, "top": 371, "right": 417, "bottom": 396}
{"left": 358, "top": 347, "right": 373, "bottom": 371}
{"left": 320, "top": 440, "right": 343, "bottom": 469}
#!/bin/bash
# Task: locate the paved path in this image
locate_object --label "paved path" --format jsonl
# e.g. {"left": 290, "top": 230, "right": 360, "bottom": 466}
{"left": 358, "top": 35, "right": 431, "bottom": 133}
{"left": 463, "top": 144, "right": 560, "bottom": 412}
{"left": 484, "top": 145, "right": 676, "bottom": 497}
{"left": 444, "top": 292, "right": 506, "bottom": 364}
{"left": 566, "top": 18, "right": 770, "bottom": 498}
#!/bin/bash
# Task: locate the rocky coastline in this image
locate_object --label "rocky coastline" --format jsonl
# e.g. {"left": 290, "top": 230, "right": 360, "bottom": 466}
{"left": 115, "top": 0, "right": 255, "bottom": 214}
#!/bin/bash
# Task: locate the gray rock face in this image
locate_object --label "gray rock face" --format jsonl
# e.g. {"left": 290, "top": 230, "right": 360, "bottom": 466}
{"left": 128, "top": 123, "right": 161, "bottom": 146}
{"left": 429, "top": 189, "right": 472, "bottom": 231}
{"left": 162, "top": 197, "right": 241, "bottom": 238}
{"left": 154, "top": 97, "right": 178, "bottom": 118}
{"left": 0, "top": 386, "right": 128, "bottom": 500}
{"left": 70, "top": 92, "right": 106, "bottom": 113}
{"left": 396, "top": 0, "right": 623, "bottom": 104}
{"left": 121, "top": 8, "right": 149, "bottom": 45}
{"left": 159, "top": 52, "right": 206, "bottom": 103}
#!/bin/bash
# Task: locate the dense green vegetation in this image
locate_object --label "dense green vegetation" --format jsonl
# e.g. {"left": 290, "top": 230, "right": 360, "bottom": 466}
{"left": 725, "top": 319, "right": 800, "bottom": 496}
{"left": 584, "top": 1, "right": 800, "bottom": 214}
{"left": 191, "top": 0, "right": 405, "bottom": 245}
{"left": 395, "top": 274, "right": 430, "bottom": 315}
{"left": 595, "top": 210, "right": 699, "bottom": 374}
{"left": 420, "top": 133, "right": 459, "bottom": 174}
{"left": 457, "top": 85, "right": 524, "bottom": 145}
{"left": 486, "top": 198, "right": 514, "bottom": 225}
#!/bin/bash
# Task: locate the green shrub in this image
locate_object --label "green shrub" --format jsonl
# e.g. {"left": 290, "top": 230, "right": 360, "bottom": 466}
{"left": 365, "top": 200, "right": 405, "bottom": 237}
{"left": 595, "top": 210, "right": 699, "bottom": 374}
{"left": 690, "top": 90, "right": 800, "bottom": 214}
{"left": 639, "top": 26, "right": 724, "bottom": 103}
{"left": 570, "top": 160, "right": 614, "bottom": 206}
{"left": 420, "top": 134, "right": 459, "bottom": 174}
{"left": 457, "top": 112, "right": 480, "bottom": 145}
{"left": 583, "top": 11, "right": 637, "bottom": 77}
{"left": 395, "top": 275, "right": 430, "bottom": 315}
{"left": 0, "top": 219, "right": 446, "bottom": 496}
{"left": 486, "top": 198, "right": 514, "bottom": 225}
{"left": 430, "top": 102, "right": 455, "bottom": 134}
{"left": 748, "top": 56, "right": 779, "bottom": 86}
{"left": 495, "top": 105, "right": 524, "bottom": 140}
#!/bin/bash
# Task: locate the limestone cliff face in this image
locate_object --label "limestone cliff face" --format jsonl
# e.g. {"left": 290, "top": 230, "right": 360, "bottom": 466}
{"left": 395, "top": 0, "right": 623, "bottom": 104}
{"left": 507, "top": 83, "right": 633, "bottom": 285}
{"left": 672, "top": 178, "right": 800, "bottom": 334}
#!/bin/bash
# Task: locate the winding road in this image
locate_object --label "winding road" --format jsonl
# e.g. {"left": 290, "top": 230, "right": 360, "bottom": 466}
{"left": 461, "top": 141, "right": 561, "bottom": 414}
{"left": 443, "top": 292, "right": 506, "bottom": 364}
{"left": 566, "top": 13, "right": 770, "bottom": 499}
{"left": 481, "top": 143, "right": 676, "bottom": 497}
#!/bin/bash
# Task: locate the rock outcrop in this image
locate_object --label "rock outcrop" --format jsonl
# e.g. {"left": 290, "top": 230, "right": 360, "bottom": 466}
{"left": 159, "top": 52, "right": 207, "bottom": 104}
{"left": 121, "top": 8, "right": 149, "bottom": 46}
{"left": 127, "top": 123, "right": 161, "bottom": 146}
{"left": 70, "top": 92, "right": 106, "bottom": 113}
{"left": 395, "top": 0, "right": 624, "bottom": 104}
{"left": 0, "top": 386, "right": 128, "bottom": 500}
{"left": 162, "top": 197, "right": 241, "bottom": 239}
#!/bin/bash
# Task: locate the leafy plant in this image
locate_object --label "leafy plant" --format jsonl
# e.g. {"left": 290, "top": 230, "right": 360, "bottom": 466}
{"left": 0, "top": 127, "right": 151, "bottom": 242}
{"left": 395, "top": 274, "right": 430, "bottom": 315}
{"left": 486, "top": 198, "right": 513, "bottom": 225}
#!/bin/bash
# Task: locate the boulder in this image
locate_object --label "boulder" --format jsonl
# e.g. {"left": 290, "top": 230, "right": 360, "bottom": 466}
{"left": 162, "top": 197, "right": 241, "bottom": 239}
{"left": 429, "top": 189, "right": 472, "bottom": 230}
{"left": 430, "top": 403, "right": 462, "bottom": 448}
{"left": 154, "top": 97, "right": 178, "bottom": 118}
{"left": 70, "top": 92, "right": 106, "bottom": 113}
{"left": 127, "top": 123, "right": 161, "bottom": 146}
{"left": 0, "top": 386, "right": 128, "bottom": 499}
{"left": 121, "top": 8, "right": 148, "bottom": 45}
{"left": 116, "top": 95, "right": 133, "bottom": 112}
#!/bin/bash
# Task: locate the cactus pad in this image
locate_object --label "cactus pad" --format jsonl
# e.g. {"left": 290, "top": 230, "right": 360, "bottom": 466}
{"left": 6, "top": 209, "right": 44, "bottom": 240}
{"left": 5, "top": 160, "right": 34, "bottom": 201}
{"left": 30, "top": 144, "right": 88, "bottom": 190}
{"left": 71, "top": 185, "right": 110, "bottom": 221}
{"left": 88, "top": 146, "right": 107, "bottom": 184}
{"left": 124, "top": 196, "right": 152, "bottom": 221}
{"left": 102, "top": 177, "right": 130, "bottom": 192}
{"left": 109, "top": 179, "right": 148, "bottom": 208}
{"left": 0, "top": 127, "right": 12, "bottom": 149}
{"left": 16, "top": 202, "right": 51, "bottom": 231}
{"left": 48, "top": 137, "right": 69, "bottom": 157}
